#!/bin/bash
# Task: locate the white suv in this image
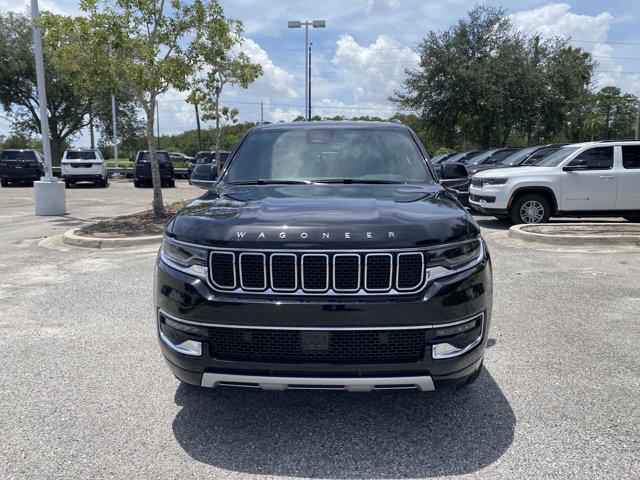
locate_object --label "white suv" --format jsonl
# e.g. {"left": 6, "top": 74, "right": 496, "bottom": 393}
{"left": 61, "top": 149, "right": 108, "bottom": 188}
{"left": 469, "top": 141, "right": 640, "bottom": 224}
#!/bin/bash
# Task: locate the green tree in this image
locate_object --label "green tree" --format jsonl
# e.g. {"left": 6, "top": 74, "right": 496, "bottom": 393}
{"left": 65, "top": 0, "right": 215, "bottom": 217}
{"left": 583, "top": 111, "right": 605, "bottom": 141}
{"left": 187, "top": 3, "right": 261, "bottom": 174}
{"left": 391, "top": 5, "right": 595, "bottom": 149}
{"left": 0, "top": 12, "right": 93, "bottom": 164}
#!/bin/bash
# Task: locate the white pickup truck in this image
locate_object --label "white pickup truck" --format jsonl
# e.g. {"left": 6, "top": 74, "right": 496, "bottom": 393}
{"left": 469, "top": 141, "right": 640, "bottom": 224}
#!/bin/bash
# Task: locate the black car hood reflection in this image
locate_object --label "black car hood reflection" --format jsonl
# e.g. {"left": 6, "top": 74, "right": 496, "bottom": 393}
{"left": 167, "top": 184, "right": 478, "bottom": 249}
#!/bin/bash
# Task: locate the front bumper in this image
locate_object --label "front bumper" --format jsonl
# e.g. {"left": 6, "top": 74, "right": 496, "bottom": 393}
{"left": 469, "top": 184, "right": 511, "bottom": 212}
{"left": 155, "top": 250, "right": 492, "bottom": 391}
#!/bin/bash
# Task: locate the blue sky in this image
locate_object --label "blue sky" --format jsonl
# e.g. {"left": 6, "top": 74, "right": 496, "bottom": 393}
{"left": 1, "top": 0, "right": 639, "bottom": 145}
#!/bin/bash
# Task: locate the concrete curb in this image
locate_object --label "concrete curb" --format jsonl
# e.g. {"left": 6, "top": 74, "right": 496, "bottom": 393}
{"left": 62, "top": 229, "right": 162, "bottom": 249}
{"left": 508, "top": 223, "right": 640, "bottom": 247}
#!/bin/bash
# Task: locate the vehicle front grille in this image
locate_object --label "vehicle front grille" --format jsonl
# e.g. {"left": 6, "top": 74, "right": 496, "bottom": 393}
{"left": 208, "top": 249, "right": 427, "bottom": 295}
{"left": 208, "top": 327, "right": 427, "bottom": 363}
{"left": 471, "top": 178, "right": 483, "bottom": 188}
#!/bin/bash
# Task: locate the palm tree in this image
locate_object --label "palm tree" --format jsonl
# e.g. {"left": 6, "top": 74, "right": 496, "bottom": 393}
{"left": 583, "top": 112, "right": 605, "bottom": 141}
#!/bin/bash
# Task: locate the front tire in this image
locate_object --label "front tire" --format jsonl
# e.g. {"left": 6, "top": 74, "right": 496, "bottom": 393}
{"left": 0, "top": 179, "right": 8, "bottom": 187}
{"left": 509, "top": 194, "right": 551, "bottom": 225}
{"left": 133, "top": 179, "right": 141, "bottom": 188}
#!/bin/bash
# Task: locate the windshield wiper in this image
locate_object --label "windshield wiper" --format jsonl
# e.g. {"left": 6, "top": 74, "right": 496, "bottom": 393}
{"left": 228, "top": 179, "right": 311, "bottom": 185}
{"left": 311, "top": 178, "right": 405, "bottom": 184}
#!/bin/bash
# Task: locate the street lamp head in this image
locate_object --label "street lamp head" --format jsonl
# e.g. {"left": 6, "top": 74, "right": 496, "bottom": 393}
{"left": 312, "top": 20, "right": 326, "bottom": 28}
{"left": 288, "top": 21, "right": 302, "bottom": 28}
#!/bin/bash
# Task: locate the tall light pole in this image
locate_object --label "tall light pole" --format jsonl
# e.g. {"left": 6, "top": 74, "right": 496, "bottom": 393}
{"left": 30, "top": 0, "right": 66, "bottom": 215}
{"left": 288, "top": 20, "right": 325, "bottom": 121}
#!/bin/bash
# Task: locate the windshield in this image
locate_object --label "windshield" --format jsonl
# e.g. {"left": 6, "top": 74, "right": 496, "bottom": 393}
{"left": 66, "top": 151, "right": 97, "bottom": 160}
{"left": 138, "top": 151, "right": 170, "bottom": 163}
{"left": 533, "top": 147, "right": 580, "bottom": 167}
{"left": 224, "top": 127, "right": 434, "bottom": 184}
{"left": 0, "top": 150, "right": 37, "bottom": 161}
{"left": 499, "top": 147, "right": 538, "bottom": 166}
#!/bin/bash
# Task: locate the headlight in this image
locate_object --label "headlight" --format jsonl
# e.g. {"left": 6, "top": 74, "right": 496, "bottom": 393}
{"left": 160, "top": 237, "right": 208, "bottom": 278}
{"left": 425, "top": 238, "right": 485, "bottom": 280}
{"left": 481, "top": 178, "right": 508, "bottom": 186}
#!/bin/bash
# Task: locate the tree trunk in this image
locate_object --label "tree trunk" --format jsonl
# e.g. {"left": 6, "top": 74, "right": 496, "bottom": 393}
{"left": 49, "top": 134, "right": 63, "bottom": 168}
{"left": 480, "top": 124, "right": 491, "bottom": 149}
{"left": 89, "top": 104, "right": 95, "bottom": 149}
{"left": 214, "top": 96, "right": 221, "bottom": 177}
{"left": 145, "top": 99, "right": 165, "bottom": 218}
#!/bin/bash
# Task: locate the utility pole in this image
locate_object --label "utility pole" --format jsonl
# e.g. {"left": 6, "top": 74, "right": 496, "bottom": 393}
{"left": 308, "top": 43, "right": 312, "bottom": 120}
{"left": 194, "top": 102, "right": 203, "bottom": 151}
{"left": 636, "top": 99, "right": 640, "bottom": 140}
{"left": 30, "top": 0, "right": 66, "bottom": 215}
{"left": 156, "top": 102, "right": 160, "bottom": 150}
{"left": 288, "top": 20, "right": 326, "bottom": 121}
{"left": 260, "top": 101, "right": 264, "bottom": 124}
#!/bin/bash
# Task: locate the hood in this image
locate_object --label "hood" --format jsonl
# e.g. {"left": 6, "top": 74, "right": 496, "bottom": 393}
{"left": 167, "top": 184, "right": 478, "bottom": 249}
{"left": 473, "top": 165, "right": 555, "bottom": 178}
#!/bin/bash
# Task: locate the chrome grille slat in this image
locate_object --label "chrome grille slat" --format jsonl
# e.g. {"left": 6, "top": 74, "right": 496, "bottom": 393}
{"left": 333, "top": 254, "right": 360, "bottom": 292}
{"left": 270, "top": 253, "right": 297, "bottom": 292}
{"left": 365, "top": 253, "right": 393, "bottom": 292}
{"left": 239, "top": 253, "right": 267, "bottom": 291}
{"left": 301, "top": 254, "right": 329, "bottom": 292}
{"left": 396, "top": 252, "right": 424, "bottom": 291}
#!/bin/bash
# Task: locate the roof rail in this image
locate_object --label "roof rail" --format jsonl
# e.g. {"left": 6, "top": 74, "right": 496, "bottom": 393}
{"left": 596, "top": 138, "right": 639, "bottom": 143}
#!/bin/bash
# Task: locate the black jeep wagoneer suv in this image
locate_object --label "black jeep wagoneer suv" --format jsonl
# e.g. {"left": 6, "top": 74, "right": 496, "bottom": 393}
{"left": 155, "top": 121, "right": 492, "bottom": 391}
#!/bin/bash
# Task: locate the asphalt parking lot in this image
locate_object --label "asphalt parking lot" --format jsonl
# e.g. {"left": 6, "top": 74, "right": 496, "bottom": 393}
{"left": 0, "top": 180, "right": 638, "bottom": 479}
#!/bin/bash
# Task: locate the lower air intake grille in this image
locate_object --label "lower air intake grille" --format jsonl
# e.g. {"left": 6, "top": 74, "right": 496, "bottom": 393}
{"left": 208, "top": 328, "right": 427, "bottom": 363}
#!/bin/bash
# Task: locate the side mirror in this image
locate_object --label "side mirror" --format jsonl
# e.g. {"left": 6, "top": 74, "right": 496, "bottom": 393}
{"left": 562, "top": 158, "right": 587, "bottom": 172}
{"left": 189, "top": 164, "right": 218, "bottom": 189}
{"left": 440, "top": 162, "right": 469, "bottom": 179}
{"left": 439, "top": 163, "right": 469, "bottom": 189}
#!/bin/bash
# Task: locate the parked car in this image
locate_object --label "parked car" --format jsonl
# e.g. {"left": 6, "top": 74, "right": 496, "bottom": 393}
{"left": 187, "top": 150, "right": 230, "bottom": 182}
{"left": 168, "top": 152, "right": 193, "bottom": 163}
{"left": 133, "top": 150, "right": 175, "bottom": 188}
{"left": 156, "top": 121, "right": 491, "bottom": 392}
{"left": 432, "top": 150, "right": 486, "bottom": 206}
{"left": 0, "top": 149, "right": 43, "bottom": 186}
{"left": 469, "top": 140, "right": 640, "bottom": 224}
{"left": 442, "top": 149, "right": 486, "bottom": 165}
{"left": 61, "top": 149, "right": 108, "bottom": 188}
{"left": 429, "top": 151, "right": 456, "bottom": 164}
{"left": 464, "top": 148, "right": 521, "bottom": 175}
{"left": 496, "top": 144, "right": 565, "bottom": 168}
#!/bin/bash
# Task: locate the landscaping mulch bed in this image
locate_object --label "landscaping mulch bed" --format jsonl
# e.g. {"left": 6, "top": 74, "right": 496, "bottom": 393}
{"left": 77, "top": 199, "right": 193, "bottom": 238}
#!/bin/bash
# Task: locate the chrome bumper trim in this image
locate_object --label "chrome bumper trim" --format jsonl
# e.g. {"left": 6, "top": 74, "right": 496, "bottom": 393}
{"left": 159, "top": 330, "right": 202, "bottom": 356}
{"left": 200, "top": 373, "right": 435, "bottom": 391}
{"left": 158, "top": 308, "right": 484, "bottom": 331}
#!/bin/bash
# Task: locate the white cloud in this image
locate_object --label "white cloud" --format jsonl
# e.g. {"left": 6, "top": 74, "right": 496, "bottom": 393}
{"left": 510, "top": 3, "right": 639, "bottom": 95}
{"left": 329, "top": 34, "right": 418, "bottom": 106}
{"left": 361, "top": 0, "right": 399, "bottom": 14}
{"left": 269, "top": 107, "right": 302, "bottom": 123}
{"left": 239, "top": 38, "right": 298, "bottom": 100}
{"left": 510, "top": 3, "right": 612, "bottom": 41}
